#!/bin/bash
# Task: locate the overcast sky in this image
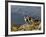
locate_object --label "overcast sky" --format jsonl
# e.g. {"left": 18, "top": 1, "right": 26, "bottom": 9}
{"left": 11, "top": 5, "right": 41, "bottom": 24}
{"left": 11, "top": 5, "right": 41, "bottom": 17}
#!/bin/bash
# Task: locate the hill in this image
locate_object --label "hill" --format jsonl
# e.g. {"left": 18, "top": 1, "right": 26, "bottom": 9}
{"left": 11, "top": 20, "right": 41, "bottom": 32}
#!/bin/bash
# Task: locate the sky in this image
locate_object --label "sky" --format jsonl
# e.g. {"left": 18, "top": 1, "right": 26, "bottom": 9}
{"left": 11, "top": 5, "right": 41, "bottom": 25}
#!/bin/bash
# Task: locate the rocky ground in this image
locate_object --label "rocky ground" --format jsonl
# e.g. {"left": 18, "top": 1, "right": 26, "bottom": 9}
{"left": 11, "top": 20, "right": 41, "bottom": 32}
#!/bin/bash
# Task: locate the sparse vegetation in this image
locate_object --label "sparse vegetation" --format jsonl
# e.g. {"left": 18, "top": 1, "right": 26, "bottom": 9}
{"left": 11, "top": 20, "right": 41, "bottom": 32}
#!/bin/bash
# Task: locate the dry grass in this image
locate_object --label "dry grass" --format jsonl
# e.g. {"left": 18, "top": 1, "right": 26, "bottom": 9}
{"left": 11, "top": 21, "right": 41, "bottom": 32}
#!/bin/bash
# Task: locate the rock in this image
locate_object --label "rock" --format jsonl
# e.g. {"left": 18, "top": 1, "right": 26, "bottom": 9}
{"left": 11, "top": 20, "right": 41, "bottom": 31}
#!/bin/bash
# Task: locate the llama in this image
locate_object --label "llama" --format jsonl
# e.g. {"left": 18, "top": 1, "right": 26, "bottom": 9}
{"left": 24, "top": 16, "right": 34, "bottom": 24}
